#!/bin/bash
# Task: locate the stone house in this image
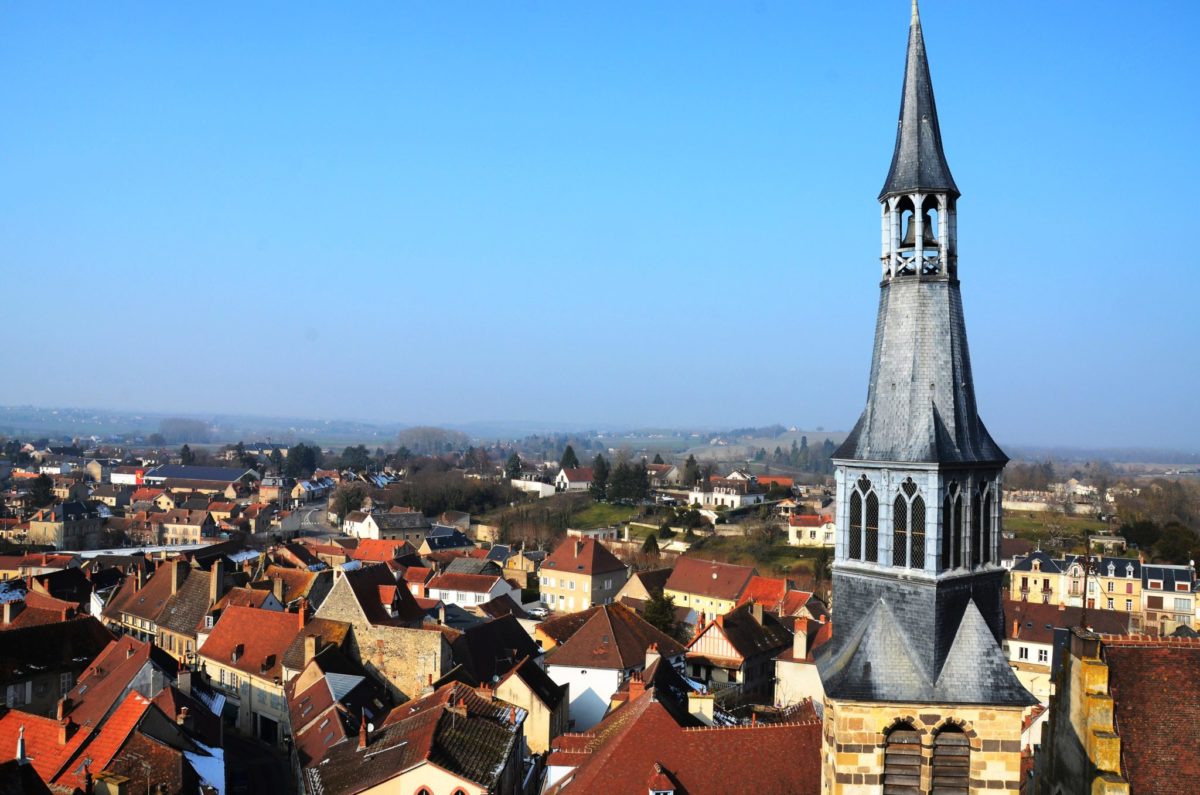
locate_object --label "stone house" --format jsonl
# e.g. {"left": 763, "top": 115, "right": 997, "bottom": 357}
{"left": 159, "top": 509, "right": 217, "bottom": 546}
{"left": 313, "top": 565, "right": 452, "bottom": 700}
{"left": 27, "top": 502, "right": 103, "bottom": 551}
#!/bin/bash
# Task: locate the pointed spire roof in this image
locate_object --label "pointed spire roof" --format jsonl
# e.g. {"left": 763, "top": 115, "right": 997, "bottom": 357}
{"left": 879, "top": 0, "right": 959, "bottom": 200}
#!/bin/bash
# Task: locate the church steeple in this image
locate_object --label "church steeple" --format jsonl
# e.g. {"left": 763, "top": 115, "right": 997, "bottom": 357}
{"left": 879, "top": 0, "right": 959, "bottom": 201}
{"left": 818, "top": 1, "right": 1031, "bottom": 712}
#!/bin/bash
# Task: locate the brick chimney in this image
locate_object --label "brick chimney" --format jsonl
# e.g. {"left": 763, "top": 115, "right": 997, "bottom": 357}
{"left": 209, "top": 558, "right": 226, "bottom": 604}
{"left": 628, "top": 672, "right": 645, "bottom": 700}
{"left": 58, "top": 718, "right": 74, "bottom": 746}
{"left": 1011, "top": 619, "right": 1019, "bottom": 639}
{"left": 357, "top": 712, "right": 368, "bottom": 751}
{"left": 56, "top": 698, "right": 69, "bottom": 721}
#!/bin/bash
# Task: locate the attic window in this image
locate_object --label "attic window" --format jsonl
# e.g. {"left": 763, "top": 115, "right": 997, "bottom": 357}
{"left": 1150, "top": 580, "right": 1163, "bottom": 590}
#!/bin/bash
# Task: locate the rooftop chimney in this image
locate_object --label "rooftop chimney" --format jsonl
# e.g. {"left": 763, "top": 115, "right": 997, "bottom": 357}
{"left": 793, "top": 619, "right": 810, "bottom": 661}
{"left": 15, "top": 725, "right": 26, "bottom": 765}
{"left": 2, "top": 600, "right": 23, "bottom": 625}
{"left": 687, "top": 690, "right": 715, "bottom": 726}
{"left": 272, "top": 576, "right": 285, "bottom": 603}
{"left": 628, "top": 672, "right": 645, "bottom": 700}
{"left": 58, "top": 718, "right": 73, "bottom": 746}
{"left": 170, "top": 559, "right": 183, "bottom": 595}
{"left": 176, "top": 706, "right": 189, "bottom": 727}
{"left": 56, "top": 698, "right": 69, "bottom": 721}
{"left": 645, "top": 643, "right": 660, "bottom": 670}
{"left": 209, "top": 558, "right": 226, "bottom": 604}
{"left": 575, "top": 540, "right": 584, "bottom": 557}
{"left": 304, "top": 634, "right": 320, "bottom": 665}
{"left": 750, "top": 600, "right": 763, "bottom": 625}
{"left": 177, "top": 669, "right": 192, "bottom": 697}
{"left": 297, "top": 598, "right": 307, "bottom": 630}
{"left": 357, "top": 711, "right": 368, "bottom": 751}
{"left": 1011, "top": 619, "right": 1019, "bottom": 639}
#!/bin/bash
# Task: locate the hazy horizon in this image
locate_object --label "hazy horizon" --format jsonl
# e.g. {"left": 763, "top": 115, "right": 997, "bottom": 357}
{"left": 3, "top": 2, "right": 1198, "bottom": 450}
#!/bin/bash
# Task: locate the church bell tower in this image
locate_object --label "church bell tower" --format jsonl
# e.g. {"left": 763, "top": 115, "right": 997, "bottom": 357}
{"left": 817, "top": 3, "right": 1035, "bottom": 793}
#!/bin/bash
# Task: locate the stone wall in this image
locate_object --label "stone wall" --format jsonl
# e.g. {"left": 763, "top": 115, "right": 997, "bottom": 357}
{"left": 822, "top": 696, "right": 1025, "bottom": 793}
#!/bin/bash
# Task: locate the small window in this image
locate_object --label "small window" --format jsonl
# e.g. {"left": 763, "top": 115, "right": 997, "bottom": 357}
{"left": 1037, "top": 649, "right": 1048, "bottom": 664}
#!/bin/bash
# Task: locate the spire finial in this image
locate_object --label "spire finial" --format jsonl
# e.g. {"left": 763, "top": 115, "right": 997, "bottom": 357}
{"left": 912, "top": 0, "right": 919, "bottom": 22}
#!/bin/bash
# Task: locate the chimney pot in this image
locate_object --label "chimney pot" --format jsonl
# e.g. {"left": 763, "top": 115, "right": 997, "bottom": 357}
{"left": 1012, "top": 619, "right": 1019, "bottom": 638}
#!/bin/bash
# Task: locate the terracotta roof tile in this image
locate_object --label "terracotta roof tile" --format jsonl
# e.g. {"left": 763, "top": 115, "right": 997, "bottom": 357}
{"left": 198, "top": 605, "right": 304, "bottom": 681}
{"left": 664, "top": 557, "right": 756, "bottom": 602}
{"left": 545, "top": 603, "right": 685, "bottom": 671}
{"left": 542, "top": 537, "right": 627, "bottom": 577}
{"left": 1104, "top": 638, "right": 1200, "bottom": 793}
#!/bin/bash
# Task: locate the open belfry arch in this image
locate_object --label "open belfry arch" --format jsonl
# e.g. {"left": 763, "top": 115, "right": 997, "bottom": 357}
{"left": 817, "top": 2, "right": 1035, "bottom": 793}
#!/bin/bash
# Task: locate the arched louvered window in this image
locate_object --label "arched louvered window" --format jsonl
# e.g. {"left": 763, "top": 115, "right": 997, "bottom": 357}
{"left": 952, "top": 491, "right": 965, "bottom": 569}
{"left": 970, "top": 487, "right": 983, "bottom": 569}
{"left": 932, "top": 724, "right": 970, "bottom": 794}
{"left": 941, "top": 494, "right": 952, "bottom": 571}
{"left": 911, "top": 495, "right": 926, "bottom": 570}
{"left": 865, "top": 492, "right": 879, "bottom": 563}
{"left": 982, "top": 487, "right": 993, "bottom": 565}
{"left": 849, "top": 491, "right": 863, "bottom": 560}
{"left": 892, "top": 495, "right": 908, "bottom": 567}
{"left": 883, "top": 721, "right": 922, "bottom": 794}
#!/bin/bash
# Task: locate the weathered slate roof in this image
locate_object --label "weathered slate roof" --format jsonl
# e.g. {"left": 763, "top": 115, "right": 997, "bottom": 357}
{"left": 817, "top": 597, "right": 1034, "bottom": 706}
{"left": 879, "top": 0, "right": 958, "bottom": 200}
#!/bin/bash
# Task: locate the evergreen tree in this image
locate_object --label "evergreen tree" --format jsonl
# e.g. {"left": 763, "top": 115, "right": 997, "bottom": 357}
{"left": 590, "top": 454, "right": 610, "bottom": 500}
{"left": 560, "top": 445, "right": 580, "bottom": 470}
{"left": 31, "top": 474, "right": 54, "bottom": 507}
{"left": 683, "top": 454, "right": 700, "bottom": 486}
{"left": 652, "top": 453, "right": 665, "bottom": 465}
{"left": 180, "top": 444, "right": 196, "bottom": 466}
{"left": 505, "top": 452, "right": 523, "bottom": 481}
{"left": 643, "top": 591, "right": 680, "bottom": 640}
{"left": 269, "top": 447, "right": 284, "bottom": 473}
{"left": 641, "top": 533, "right": 660, "bottom": 555}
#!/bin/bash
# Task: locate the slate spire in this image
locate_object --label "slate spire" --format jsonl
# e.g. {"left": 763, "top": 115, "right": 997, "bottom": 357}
{"left": 879, "top": 0, "right": 959, "bottom": 200}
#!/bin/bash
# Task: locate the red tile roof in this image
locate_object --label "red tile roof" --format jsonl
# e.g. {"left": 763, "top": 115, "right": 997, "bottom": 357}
{"left": 735, "top": 576, "right": 792, "bottom": 612}
{"left": 403, "top": 566, "right": 435, "bottom": 584}
{"left": 54, "top": 691, "right": 151, "bottom": 790}
{"left": 545, "top": 686, "right": 821, "bottom": 795}
{"left": 198, "top": 605, "right": 304, "bottom": 681}
{"left": 1102, "top": 636, "right": 1200, "bottom": 793}
{"left": 559, "top": 467, "right": 593, "bottom": 483}
{"left": 0, "top": 709, "right": 93, "bottom": 783}
{"left": 756, "top": 475, "right": 794, "bottom": 488}
{"left": 542, "top": 537, "right": 627, "bottom": 577}
{"left": 64, "top": 636, "right": 170, "bottom": 730}
{"left": 350, "top": 539, "right": 415, "bottom": 563}
{"left": 545, "top": 603, "right": 685, "bottom": 671}
{"left": 788, "top": 513, "right": 831, "bottom": 527}
{"left": 428, "top": 572, "right": 501, "bottom": 594}
{"left": 664, "top": 557, "right": 756, "bottom": 602}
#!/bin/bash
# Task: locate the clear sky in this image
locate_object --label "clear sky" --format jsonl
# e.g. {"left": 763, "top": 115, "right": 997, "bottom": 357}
{"left": 2, "top": 2, "right": 1197, "bottom": 450}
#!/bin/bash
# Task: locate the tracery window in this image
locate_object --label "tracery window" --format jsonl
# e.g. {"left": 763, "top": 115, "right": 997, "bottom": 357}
{"left": 891, "top": 478, "right": 925, "bottom": 569}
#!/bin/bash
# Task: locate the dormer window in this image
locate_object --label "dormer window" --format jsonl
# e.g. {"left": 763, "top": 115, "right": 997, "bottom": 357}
{"left": 1108, "top": 564, "right": 1115, "bottom": 577}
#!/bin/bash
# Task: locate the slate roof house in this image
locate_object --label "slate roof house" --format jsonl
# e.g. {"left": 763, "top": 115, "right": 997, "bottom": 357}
{"left": 302, "top": 681, "right": 525, "bottom": 795}
{"left": 686, "top": 601, "right": 793, "bottom": 706}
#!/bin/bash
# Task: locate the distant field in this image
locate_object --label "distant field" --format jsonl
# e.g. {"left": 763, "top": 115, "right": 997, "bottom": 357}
{"left": 569, "top": 502, "right": 638, "bottom": 529}
{"left": 1002, "top": 511, "right": 1108, "bottom": 538}
{"left": 685, "top": 534, "right": 828, "bottom": 579}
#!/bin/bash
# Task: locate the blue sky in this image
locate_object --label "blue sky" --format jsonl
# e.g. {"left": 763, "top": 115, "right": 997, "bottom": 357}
{"left": 2, "top": 2, "right": 1197, "bottom": 450}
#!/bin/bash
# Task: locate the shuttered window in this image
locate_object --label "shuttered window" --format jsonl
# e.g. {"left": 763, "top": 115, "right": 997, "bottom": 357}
{"left": 882, "top": 724, "right": 922, "bottom": 795}
{"left": 931, "top": 725, "right": 970, "bottom": 794}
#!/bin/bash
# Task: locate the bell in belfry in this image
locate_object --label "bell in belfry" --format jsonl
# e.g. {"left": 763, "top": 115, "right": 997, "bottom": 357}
{"left": 900, "top": 210, "right": 938, "bottom": 249}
